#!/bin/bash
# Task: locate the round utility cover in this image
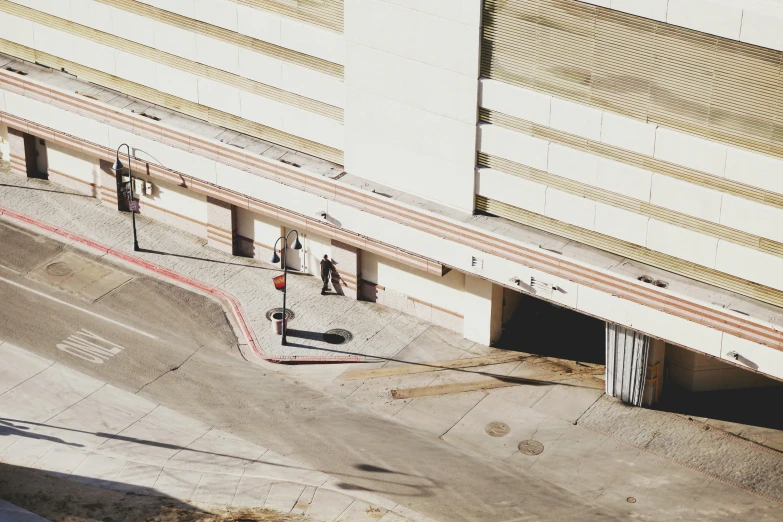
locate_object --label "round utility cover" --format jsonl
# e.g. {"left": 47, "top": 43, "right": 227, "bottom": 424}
{"left": 485, "top": 422, "right": 511, "bottom": 437}
{"left": 518, "top": 440, "right": 545, "bottom": 455}
{"left": 46, "top": 262, "right": 72, "bottom": 277}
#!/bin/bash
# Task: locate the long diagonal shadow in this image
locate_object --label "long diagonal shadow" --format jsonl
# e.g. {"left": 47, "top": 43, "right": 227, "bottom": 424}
{"left": 0, "top": 417, "right": 438, "bottom": 497}
{"left": 137, "top": 247, "right": 276, "bottom": 270}
{"left": 282, "top": 332, "right": 602, "bottom": 389}
{"left": 0, "top": 183, "right": 91, "bottom": 197}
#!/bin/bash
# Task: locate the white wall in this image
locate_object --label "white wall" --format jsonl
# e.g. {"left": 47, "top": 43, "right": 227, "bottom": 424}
{"left": 134, "top": 170, "right": 208, "bottom": 236}
{"left": 362, "top": 250, "right": 466, "bottom": 314}
{"left": 0, "top": 8, "right": 344, "bottom": 150}
{"left": 10, "top": 0, "right": 345, "bottom": 65}
{"left": 46, "top": 142, "right": 98, "bottom": 189}
{"left": 236, "top": 206, "right": 279, "bottom": 247}
{"left": 344, "top": 0, "right": 481, "bottom": 211}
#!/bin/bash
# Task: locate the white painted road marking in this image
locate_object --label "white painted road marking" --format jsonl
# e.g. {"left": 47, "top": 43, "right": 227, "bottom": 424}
{"left": 57, "top": 329, "right": 126, "bottom": 364}
{"left": 0, "top": 274, "right": 157, "bottom": 339}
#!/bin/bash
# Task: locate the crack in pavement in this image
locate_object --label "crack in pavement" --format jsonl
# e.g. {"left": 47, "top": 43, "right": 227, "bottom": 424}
{"left": 135, "top": 345, "right": 204, "bottom": 394}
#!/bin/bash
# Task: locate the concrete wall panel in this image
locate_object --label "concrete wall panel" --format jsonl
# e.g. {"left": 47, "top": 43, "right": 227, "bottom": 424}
{"left": 476, "top": 168, "right": 547, "bottom": 215}
{"left": 646, "top": 219, "right": 717, "bottom": 268}
{"left": 479, "top": 78, "right": 551, "bottom": 127}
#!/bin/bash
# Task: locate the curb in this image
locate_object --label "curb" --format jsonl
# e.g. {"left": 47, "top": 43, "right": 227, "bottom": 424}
{"left": 0, "top": 205, "right": 364, "bottom": 364}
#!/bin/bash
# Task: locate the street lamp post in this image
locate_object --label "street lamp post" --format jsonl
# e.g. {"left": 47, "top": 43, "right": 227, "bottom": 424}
{"left": 110, "top": 143, "right": 139, "bottom": 251}
{"left": 270, "top": 230, "right": 302, "bottom": 345}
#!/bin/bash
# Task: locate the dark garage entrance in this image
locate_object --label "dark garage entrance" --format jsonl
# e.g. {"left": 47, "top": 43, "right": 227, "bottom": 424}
{"left": 497, "top": 290, "right": 605, "bottom": 365}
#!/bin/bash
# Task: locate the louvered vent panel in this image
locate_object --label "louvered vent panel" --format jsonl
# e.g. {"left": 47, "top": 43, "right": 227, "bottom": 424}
{"left": 232, "top": 0, "right": 343, "bottom": 33}
{"left": 481, "top": 0, "right": 783, "bottom": 158}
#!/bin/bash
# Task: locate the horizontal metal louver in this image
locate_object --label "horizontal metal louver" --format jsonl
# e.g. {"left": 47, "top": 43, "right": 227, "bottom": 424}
{"left": 231, "top": 0, "right": 343, "bottom": 33}
{"left": 475, "top": 195, "right": 783, "bottom": 309}
{"left": 482, "top": 0, "right": 783, "bottom": 158}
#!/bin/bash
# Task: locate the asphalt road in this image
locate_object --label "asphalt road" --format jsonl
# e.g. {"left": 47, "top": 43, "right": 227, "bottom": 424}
{"left": 0, "top": 218, "right": 623, "bottom": 521}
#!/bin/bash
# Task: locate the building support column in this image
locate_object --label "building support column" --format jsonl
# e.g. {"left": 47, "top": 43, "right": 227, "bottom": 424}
{"left": 463, "top": 276, "right": 503, "bottom": 346}
{"left": 6, "top": 127, "right": 47, "bottom": 178}
{"left": 330, "top": 239, "right": 361, "bottom": 299}
{"left": 206, "top": 196, "right": 235, "bottom": 254}
{"left": 98, "top": 159, "right": 120, "bottom": 209}
{"left": 7, "top": 127, "right": 28, "bottom": 176}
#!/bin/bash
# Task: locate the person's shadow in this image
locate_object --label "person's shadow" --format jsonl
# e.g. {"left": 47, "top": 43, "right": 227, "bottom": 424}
{"left": 0, "top": 420, "right": 83, "bottom": 447}
{"left": 331, "top": 266, "right": 346, "bottom": 296}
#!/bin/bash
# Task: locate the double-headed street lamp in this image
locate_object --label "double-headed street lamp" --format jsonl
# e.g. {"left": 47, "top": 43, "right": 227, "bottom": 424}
{"left": 270, "top": 230, "right": 302, "bottom": 345}
{"left": 110, "top": 143, "right": 139, "bottom": 251}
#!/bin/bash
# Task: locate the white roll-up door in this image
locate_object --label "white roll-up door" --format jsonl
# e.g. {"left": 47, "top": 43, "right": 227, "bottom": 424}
{"left": 605, "top": 323, "right": 650, "bottom": 406}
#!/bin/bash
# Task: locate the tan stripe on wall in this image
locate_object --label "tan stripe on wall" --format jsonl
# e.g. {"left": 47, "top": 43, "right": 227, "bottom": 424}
{"left": 0, "top": 39, "right": 344, "bottom": 165}
{"left": 229, "top": 0, "right": 344, "bottom": 33}
{"left": 94, "top": 0, "right": 343, "bottom": 78}
{"left": 481, "top": 0, "right": 783, "bottom": 159}
{"left": 478, "top": 152, "right": 783, "bottom": 258}
{"left": 0, "top": 0, "right": 343, "bottom": 121}
{"left": 476, "top": 195, "right": 783, "bottom": 309}
{"left": 480, "top": 108, "right": 783, "bottom": 211}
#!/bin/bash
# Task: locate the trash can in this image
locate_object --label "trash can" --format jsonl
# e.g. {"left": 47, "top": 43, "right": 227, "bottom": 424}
{"left": 271, "top": 312, "right": 286, "bottom": 335}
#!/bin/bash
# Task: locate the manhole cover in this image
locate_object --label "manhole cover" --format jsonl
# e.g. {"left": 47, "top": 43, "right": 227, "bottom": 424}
{"left": 45, "top": 262, "right": 72, "bottom": 277}
{"left": 265, "top": 308, "right": 295, "bottom": 321}
{"left": 518, "top": 439, "right": 544, "bottom": 455}
{"left": 485, "top": 422, "right": 511, "bottom": 437}
{"left": 324, "top": 329, "right": 353, "bottom": 345}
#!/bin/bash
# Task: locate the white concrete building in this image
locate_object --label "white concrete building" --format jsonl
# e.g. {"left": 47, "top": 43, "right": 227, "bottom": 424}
{"left": 2, "top": 0, "right": 783, "bottom": 402}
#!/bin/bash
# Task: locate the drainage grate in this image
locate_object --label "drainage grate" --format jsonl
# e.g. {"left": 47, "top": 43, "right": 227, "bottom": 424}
{"left": 518, "top": 439, "right": 544, "bottom": 455}
{"left": 265, "top": 308, "right": 295, "bottom": 321}
{"left": 324, "top": 329, "right": 353, "bottom": 345}
{"left": 45, "top": 262, "right": 72, "bottom": 277}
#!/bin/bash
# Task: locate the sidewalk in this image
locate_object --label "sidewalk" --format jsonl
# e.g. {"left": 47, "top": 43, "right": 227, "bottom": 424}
{"left": 0, "top": 340, "right": 429, "bottom": 522}
{"left": 0, "top": 166, "right": 431, "bottom": 362}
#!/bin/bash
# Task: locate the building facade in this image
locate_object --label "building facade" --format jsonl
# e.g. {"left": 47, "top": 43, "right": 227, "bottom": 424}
{"left": 1, "top": 0, "right": 783, "bottom": 398}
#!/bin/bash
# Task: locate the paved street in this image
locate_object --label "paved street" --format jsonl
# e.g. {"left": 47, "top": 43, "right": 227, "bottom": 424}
{"left": 0, "top": 215, "right": 618, "bottom": 520}
{"left": 2, "top": 170, "right": 783, "bottom": 521}
{"left": 0, "top": 342, "right": 415, "bottom": 522}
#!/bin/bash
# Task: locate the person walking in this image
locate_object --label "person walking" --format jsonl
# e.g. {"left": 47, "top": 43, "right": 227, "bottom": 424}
{"left": 320, "top": 254, "right": 333, "bottom": 295}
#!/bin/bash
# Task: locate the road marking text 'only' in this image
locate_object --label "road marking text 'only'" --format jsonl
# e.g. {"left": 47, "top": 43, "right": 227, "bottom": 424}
{"left": 57, "top": 329, "right": 125, "bottom": 364}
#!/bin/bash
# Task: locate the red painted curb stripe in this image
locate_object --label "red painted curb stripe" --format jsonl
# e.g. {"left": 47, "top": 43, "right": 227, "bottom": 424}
{"left": 0, "top": 205, "right": 364, "bottom": 364}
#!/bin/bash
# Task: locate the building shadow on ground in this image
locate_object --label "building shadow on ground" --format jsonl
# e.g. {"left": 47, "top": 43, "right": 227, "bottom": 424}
{"left": 0, "top": 462, "right": 207, "bottom": 522}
